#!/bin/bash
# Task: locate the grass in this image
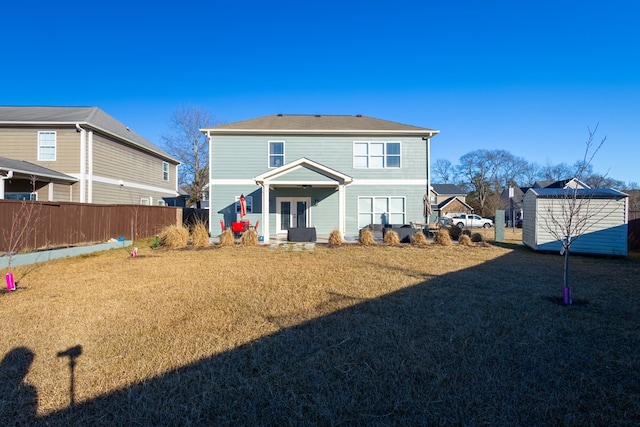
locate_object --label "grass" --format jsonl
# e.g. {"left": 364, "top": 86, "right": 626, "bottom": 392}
{"left": 1, "top": 234, "right": 639, "bottom": 425}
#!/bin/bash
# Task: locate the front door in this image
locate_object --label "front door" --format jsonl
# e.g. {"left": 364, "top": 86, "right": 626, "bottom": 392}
{"left": 276, "top": 197, "right": 310, "bottom": 234}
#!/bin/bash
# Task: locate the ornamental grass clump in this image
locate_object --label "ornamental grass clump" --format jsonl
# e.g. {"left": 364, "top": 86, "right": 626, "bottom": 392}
{"left": 190, "top": 221, "right": 210, "bottom": 247}
{"left": 434, "top": 228, "right": 452, "bottom": 246}
{"left": 383, "top": 230, "right": 400, "bottom": 246}
{"left": 328, "top": 229, "right": 343, "bottom": 247}
{"left": 359, "top": 227, "right": 375, "bottom": 245}
{"left": 458, "top": 234, "right": 473, "bottom": 246}
{"left": 158, "top": 225, "right": 189, "bottom": 248}
{"left": 411, "top": 230, "right": 429, "bottom": 246}
{"left": 219, "top": 228, "right": 235, "bottom": 246}
{"left": 241, "top": 229, "right": 259, "bottom": 246}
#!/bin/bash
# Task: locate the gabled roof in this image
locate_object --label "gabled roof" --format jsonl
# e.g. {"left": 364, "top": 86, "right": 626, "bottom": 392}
{"left": 254, "top": 157, "right": 353, "bottom": 186}
{"left": 0, "top": 156, "right": 77, "bottom": 183}
{"left": 436, "top": 196, "right": 473, "bottom": 211}
{"left": 203, "top": 114, "right": 439, "bottom": 136}
{"left": 0, "top": 106, "right": 179, "bottom": 163}
{"left": 533, "top": 178, "right": 590, "bottom": 189}
{"left": 431, "top": 184, "right": 465, "bottom": 195}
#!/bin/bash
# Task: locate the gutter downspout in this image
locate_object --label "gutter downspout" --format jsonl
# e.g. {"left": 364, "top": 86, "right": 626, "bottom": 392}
{"left": 76, "top": 124, "right": 86, "bottom": 203}
{"left": 87, "top": 130, "right": 93, "bottom": 203}
{"left": 0, "top": 170, "right": 14, "bottom": 199}
{"left": 423, "top": 134, "right": 433, "bottom": 222}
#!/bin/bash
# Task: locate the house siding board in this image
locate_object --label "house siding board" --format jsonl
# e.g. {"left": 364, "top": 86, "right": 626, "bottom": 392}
{"left": 0, "top": 127, "right": 81, "bottom": 172}
{"left": 211, "top": 135, "right": 426, "bottom": 180}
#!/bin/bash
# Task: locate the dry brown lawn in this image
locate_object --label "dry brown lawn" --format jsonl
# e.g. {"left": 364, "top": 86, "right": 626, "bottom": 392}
{"left": 1, "top": 231, "right": 639, "bottom": 425}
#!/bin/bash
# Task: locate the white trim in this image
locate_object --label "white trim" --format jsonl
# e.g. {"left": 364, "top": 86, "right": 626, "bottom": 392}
{"left": 69, "top": 174, "right": 178, "bottom": 195}
{"left": 275, "top": 197, "right": 311, "bottom": 234}
{"left": 88, "top": 130, "right": 93, "bottom": 203}
{"left": 353, "top": 141, "right": 402, "bottom": 169}
{"left": 204, "top": 129, "right": 440, "bottom": 136}
{"left": 79, "top": 129, "right": 86, "bottom": 202}
{"left": 254, "top": 157, "right": 353, "bottom": 184}
{"left": 268, "top": 140, "right": 285, "bottom": 168}
{"left": 351, "top": 179, "right": 427, "bottom": 186}
{"left": 37, "top": 130, "right": 57, "bottom": 161}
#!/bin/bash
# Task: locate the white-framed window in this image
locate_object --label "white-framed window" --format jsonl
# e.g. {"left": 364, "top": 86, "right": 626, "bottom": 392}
{"left": 38, "top": 131, "right": 56, "bottom": 161}
{"left": 158, "top": 199, "right": 166, "bottom": 206}
{"left": 140, "top": 197, "right": 150, "bottom": 205}
{"left": 162, "top": 162, "right": 169, "bottom": 182}
{"left": 358, "top": 196, "right": 406, "bottom": 228}
{"left": 353, "top": 141, "right": 401, "bottom": 168}
{"left": 269, "top": 141, "right": 284, "bottom": 168}
{"left": 235, "top": 195, "right": 253, "bottom": 214}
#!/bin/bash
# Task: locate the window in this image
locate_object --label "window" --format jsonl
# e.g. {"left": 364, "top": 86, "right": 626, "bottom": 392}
{"left": 353, "top": 141, "right": 401, "bottom": 168}
{"left": 140, "top": 197, "right": 150, "bottom": 205}
{"left": 358, "top": 196, "right": 405, "bottom": 228}
{"left": 162, "top": 162, "right": 169, "bottom": 182}
{"left": 5, "top": 192, "right": 37, "bottom": 201}
{"left": 235, "top": 195, "right": 253, "bottom": 214}
{"left": 157, "top": 199, "right": 166, "bottom": 206}
{"left": 38, "top": 131, "right": 56, "bottom": 161}
{"left": 269, "top": 141, "right": 284, "bottom": 168}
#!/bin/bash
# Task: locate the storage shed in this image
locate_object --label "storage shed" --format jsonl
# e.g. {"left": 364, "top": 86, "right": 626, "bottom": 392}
{"left": 522, "top": 188, "right": 629, "bottom": 256}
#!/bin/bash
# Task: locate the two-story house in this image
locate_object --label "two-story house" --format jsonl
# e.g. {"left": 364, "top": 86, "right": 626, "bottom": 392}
{"left": 202, "top": 114, "right": 439, "bottom": 240}
{"left": 0, "top": 106, "right": 180, "bottom": 204}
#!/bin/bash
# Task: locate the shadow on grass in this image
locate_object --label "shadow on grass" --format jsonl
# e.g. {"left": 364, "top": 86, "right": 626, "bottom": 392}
{"left": 12, "top": 249, "right": 640, "bottom": 425}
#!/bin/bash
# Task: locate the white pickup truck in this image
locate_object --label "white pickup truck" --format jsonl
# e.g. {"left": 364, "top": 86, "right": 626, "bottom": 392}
{"left": 450, "top": 213, "right": 493, "bottom": 228}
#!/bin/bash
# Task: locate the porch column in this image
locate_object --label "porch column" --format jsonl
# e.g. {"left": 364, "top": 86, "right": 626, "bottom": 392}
{"left": 338, "top": 183, "right": 346, "bottom": 238}
{"left": 262, "top": 181, "right": 270, "bottom": 241}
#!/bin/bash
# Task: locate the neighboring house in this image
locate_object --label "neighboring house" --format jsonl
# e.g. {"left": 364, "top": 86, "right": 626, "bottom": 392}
{"left": 0, "top": 106, "right": 179, "bottom": 204}
{"left": 522, "top": 187, "right": 628, "bottom": 256}
{"left": 202, "top": 114, "right": 439, "bottom": 240}
{"left": 502, "top": 178, "right": 591, "bottom": 224}
{"left": 429, "top": 184, "right": 470, "bottom": 219}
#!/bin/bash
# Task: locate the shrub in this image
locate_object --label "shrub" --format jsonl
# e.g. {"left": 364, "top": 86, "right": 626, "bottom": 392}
{"left": 383, "top": 230, "right": 400, "bottom": 246}
{"left": 458, "top": 234, "right": 473, "bottom": 246}
{"left": 471, "top": 232, "right": 484, "bottom": 243}
{"left": 328, "top": 229, "right": 343, "bottom": 247}
{"left": 359, "top": 227, "right": 375, "bottom": 245}
{"left": 241, "top": 229, "right": 259, "bottom": 246}
{"left": 190, "top": 221, "right": 210, "bottom": 247}
{"left": 462, "top": 229, "right": 472, "bottom": 237}
{"left": 158, "top": 225, "right": 189, "bottom": 248}
{"left": 434, "top": 228, "right": 452, "bottom": 246}
{"left": 219, "top": 228, "right": 235, "bottom": 246}
{"left": 411, "top": 230, "right": 429, "bottom": 246}
{"left": 448, "top": 225, "right": 462, "bottom": 241}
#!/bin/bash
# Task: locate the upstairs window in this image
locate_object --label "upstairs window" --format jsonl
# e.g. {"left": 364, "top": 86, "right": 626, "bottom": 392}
{"left": 235, "top": 195, "right": 253, "bottom": 214}
{"left": 38, "top": 131, "right": 56, "bottom": 161}
{"left": 353, "top": 141, "right": 401, "bottom": 168}
{"left": 269, "top": 141, "right": 284, "bottom": 168}
{"left": 162, "top": 162, "right": 169, "bottom": 182}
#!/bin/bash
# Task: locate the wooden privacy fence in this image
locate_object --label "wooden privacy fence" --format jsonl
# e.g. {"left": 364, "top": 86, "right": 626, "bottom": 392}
{"left": 629, "top": 209, "right": 640, "bottom": 252}
{"left": 0, "top": 200, "right": 181, "bottom": 253}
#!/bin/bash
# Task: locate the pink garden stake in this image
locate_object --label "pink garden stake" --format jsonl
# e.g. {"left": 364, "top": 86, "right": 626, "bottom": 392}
{"left": 5, "top": 273, "right": 15, "bottom": 291}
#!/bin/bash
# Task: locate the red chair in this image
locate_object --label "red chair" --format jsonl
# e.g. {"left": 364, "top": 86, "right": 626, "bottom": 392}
{"left": 253, "top": 220, "right": 260, "bottom": 231}
{"left": 231, "top": 222, "right": 246, "bottom": 236}
{"left": 220, "top": 220, "right": 225, "bottom": 232}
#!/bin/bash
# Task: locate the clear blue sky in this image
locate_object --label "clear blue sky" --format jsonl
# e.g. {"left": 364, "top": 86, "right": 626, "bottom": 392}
{"left": 2, "top": 1, "right": 638, "bottom": 185}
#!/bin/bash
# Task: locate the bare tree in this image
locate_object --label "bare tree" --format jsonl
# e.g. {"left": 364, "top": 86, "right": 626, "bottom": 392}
{"left": 537, "top": 125, "right": 607, "bottom": 305}
{"left": 161, "top": 105, "right": 219, "bottom": 207}
{"left": 433, "top": 159, "right": 455, "bottom": 183}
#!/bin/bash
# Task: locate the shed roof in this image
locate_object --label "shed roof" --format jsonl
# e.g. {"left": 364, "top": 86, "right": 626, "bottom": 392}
{"left": 0, "top": 106, "right": 178, "bottom": 163}
{"left": 528, "top": 188, "right": 628, "bottom": 199}
{"left": 203, "top": 114, "right": 439, "bottom": 136}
